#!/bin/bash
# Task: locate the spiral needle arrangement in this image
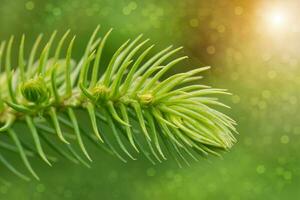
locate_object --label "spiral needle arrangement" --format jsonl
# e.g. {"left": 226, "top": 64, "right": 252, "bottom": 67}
{"left": 0, "top": 26, "right": 236, "bottom": 180}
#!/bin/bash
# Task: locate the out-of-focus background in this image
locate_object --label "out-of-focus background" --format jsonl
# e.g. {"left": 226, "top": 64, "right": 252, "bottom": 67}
{"left": 1, "top": 0, "right": 300, "bottom": 199}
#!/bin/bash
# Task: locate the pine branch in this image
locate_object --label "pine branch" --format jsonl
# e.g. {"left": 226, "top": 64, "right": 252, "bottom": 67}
{"left": 0, "top": 26, "right": 237, "bottom": 180}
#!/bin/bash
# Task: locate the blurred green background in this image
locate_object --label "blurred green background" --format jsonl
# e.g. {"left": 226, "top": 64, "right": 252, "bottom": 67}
{"left": 1, "top": 0, "right": 300, "bottom": 199}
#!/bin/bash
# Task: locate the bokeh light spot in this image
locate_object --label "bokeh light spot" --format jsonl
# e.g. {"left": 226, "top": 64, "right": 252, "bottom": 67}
{"left": 129, "top": 1, "right": 137, "bottom": 10}
{"left": 283, "top": 171, "right": 292, "bottom": 180}
{"left": 262, "top": 90, "right": 271, "bottom": 99}
{"left": 36, "top": 184, "right": 45, "bottom": 193}
{"left": 123, "top": 7, "right": 132, "bottom": 15}
{"left": 189, "top": 18, "right": 199, "bottom": 27}
{"left": 25, "top": 1, "right": 35, "bottom": 10}
{"left": 232, "top": 95, "right": 240, "bottom": 104}
{"left": 206, "top": 45, "right": 216, "bottom": 55}
{"left": 234, "top": 6, "right": 244, "bottom": 16}
{"left": 63, "top": 190, "right": 72, "bottom": 198}
{"left": 267, "top": 70, "right": 277, "bottom": 79}
{"left": 256, "top": 165, "right": 266, "bottom": 174}
{"left": 280, "top": 135, "right": 290, "bottom": 144}
{"left": 217, "top": 24, "right": 226, "bottom": 33}
{"left": 52, "top": 8, "right": 61, "bottom": 16}
{"left": 146, "top": 168, "right": 156, "bottom": 177}
{"left": 258, "top": 101, "right": 267, "bottom": 110}
{"left": 123, "top": 1, "right": 137, "bottom": 15}
{"left": 289, "top": 96, "right": 298, "bottom": 105}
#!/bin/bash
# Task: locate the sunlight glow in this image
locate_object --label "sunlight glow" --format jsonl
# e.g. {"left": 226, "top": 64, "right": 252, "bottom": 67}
{"left": 271, "top": 13, "right": 284, "bottom": 26}
{"left": 267, "top": 9, "right": 288, "bottom": 30}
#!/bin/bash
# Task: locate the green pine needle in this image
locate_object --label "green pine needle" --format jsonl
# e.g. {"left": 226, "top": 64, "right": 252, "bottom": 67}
{"left": 0, "top": 26, "right": 237, "bottom": 180}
